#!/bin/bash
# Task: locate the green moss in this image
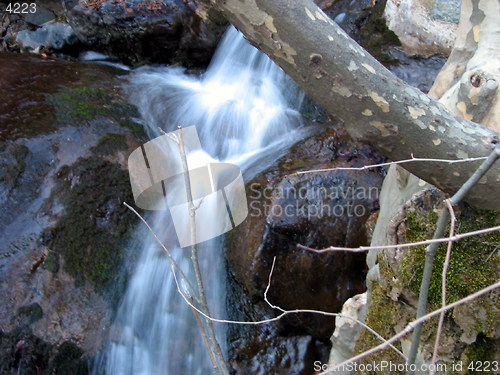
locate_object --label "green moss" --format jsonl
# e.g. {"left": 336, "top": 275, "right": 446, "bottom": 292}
{"left": 463, "top": 334, "right": 497, "bottom": 373}
{"left": 91, "top": 133, "right": 128, "bottom": 156}
{"left": 400, "top": 206, "right": 499, "bottom": 307}
{"left": 119, "top": 119, "right": 147, "bottom": 140}
{"left": 51, "top": 341, "right": 88, "bottom": 375}
{"left": 48, "top": 86, "right": 139, "bottom": 125}
{"left": 0, "top": 143, "right": 30, "bottom": 189}
{"left": 355, "top": 280, "right": 405, "bottom": 367}
{"left": 17, "top": 303, "right": 43, "bottom": 325}
{"left": 43, "top": 251, "right": 60, "bottom": 273}
{"left": 45, "top": 156, "right": 137, "bottom": 293}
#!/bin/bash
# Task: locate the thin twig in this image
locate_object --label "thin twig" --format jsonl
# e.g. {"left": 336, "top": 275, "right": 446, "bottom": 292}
{"left": 297, "top": 225, "right": 500, "bottom": 253}
{"left": 172, "top": 256, "right": 407, "bottom": 360}
{"left": 123, "top": 202, "right": 199, "bottom": 302}
{"left": 183, "top": 278, "right": 222, "bottom": 375}
{"left": 295, "top": 154, "right": 488, "bottom": 175}
{"left": 318, "top": 281, "right": 500, "bottom": 375}
{"left": 430, "top": 200, "right": 457, "bottom": 373}
{"left": 177, "top": 127, "right": 230, "bottom": 375}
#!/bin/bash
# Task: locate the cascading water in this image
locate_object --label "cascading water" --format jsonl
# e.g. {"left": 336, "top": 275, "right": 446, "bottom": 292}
{"left": 93, "top": 26, "right": 307, "bottom": 374}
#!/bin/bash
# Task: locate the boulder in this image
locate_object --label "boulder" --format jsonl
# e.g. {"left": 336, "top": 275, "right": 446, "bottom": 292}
{"left": 63, "top": 0, "right": 228, "bottom": 66}
{"left": 226, "top": 124, "right": 386, "bottom": 374}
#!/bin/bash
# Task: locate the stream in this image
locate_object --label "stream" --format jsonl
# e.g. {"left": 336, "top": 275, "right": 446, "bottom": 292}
{"left": 92, "top": 26, "right": 309, "bottom": 375}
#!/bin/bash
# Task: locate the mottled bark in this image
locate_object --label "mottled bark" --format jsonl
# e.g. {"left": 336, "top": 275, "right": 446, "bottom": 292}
{"left": 207, "top": 0, "right": 499, "bottom": 210}
{"left": 429, "top": 0, "right": 499, "bottom": 130}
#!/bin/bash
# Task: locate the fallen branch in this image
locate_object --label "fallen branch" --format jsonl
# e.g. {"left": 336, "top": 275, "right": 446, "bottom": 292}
{"left": 297, "top": 225, "right": 500, "bottom": 253}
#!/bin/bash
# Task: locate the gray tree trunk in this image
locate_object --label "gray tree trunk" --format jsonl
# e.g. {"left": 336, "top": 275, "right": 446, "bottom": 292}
{"left": 204, "top": 0, "right": 500, "bottom": 210}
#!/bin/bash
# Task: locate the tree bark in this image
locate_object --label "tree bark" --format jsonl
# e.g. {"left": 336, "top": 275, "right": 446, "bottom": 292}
{"left": 429, "top": 0, "right": 499, "bottom": 130}
{"left": 206, "top": 0, "right": 500, "bottom": 210}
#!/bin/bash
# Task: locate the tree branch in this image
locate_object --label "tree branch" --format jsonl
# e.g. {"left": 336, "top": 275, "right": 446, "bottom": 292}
{"left": 210, "top": 0, "right": 500, "bottom": 210}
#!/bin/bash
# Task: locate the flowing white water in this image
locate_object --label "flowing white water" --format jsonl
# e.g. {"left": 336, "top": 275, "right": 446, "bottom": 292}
{"left": 93, "top": 26, "right": 307, "bottom": 374}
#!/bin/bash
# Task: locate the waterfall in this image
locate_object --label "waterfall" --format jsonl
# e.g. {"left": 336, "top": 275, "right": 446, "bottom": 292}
{"left": 93, "top": 26, "right": 307, "bottom": 374}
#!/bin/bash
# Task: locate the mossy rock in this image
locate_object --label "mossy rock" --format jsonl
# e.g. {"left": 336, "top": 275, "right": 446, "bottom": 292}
{"left": 0, "top": 142, "right": 31, "bottom": 190}
{"left": 400, "top": 206, "right": 499, "bottom": 307}
{"left": 45, "top": 155, "right": 137, "bottom": 294}
{"left": 461, "top": 334, "right": 497, "bottom": 374}
{"left": 355, "top": 279, "right": 406, "bottom": 369}
{"left": 17, "top": 303, "right": 43, "bottom": 325}
{"left": 358, "top": 201, "right": 499, "bottom": 372}
{"left": 91, "top": 133, "right": 129, "bottom": 156}
{"left": 51, "top": 341, "right": 88, "bottom": 375}
{"left": 356, "top": 0, "right": 401, "bottom": 64}
{"left": 47, "top": 86, "right": 139, "bottom": 125}
{"left": 43, "top": 251, "right": 60, "bottom": 273}
{"left": 119, "top": 119, "right": 148, "bottom": 140}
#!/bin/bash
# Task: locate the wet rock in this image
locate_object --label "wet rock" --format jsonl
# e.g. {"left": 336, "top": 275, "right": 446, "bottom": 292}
{"left": 0, "top": 327, "right": 52, "bottom": 374}
{"left": 16, "top": 23, "right": 78, "bottom": 51}
{"left": 0, "top": 1, "right": 67, "bottom": 53}
{"left": 226, "top": 124, "right": 386, "bottom": 374}
{"left": 17, "top": 303, "right": 44, "bottom": 326}
{"left": 0, "top": 53, "right": 145, "bottom": 373}
{"left": 321, "top": 0, "right": 401, "bottom": 64}
{"left": 25, "top": 6, "right": 56, "bottom": 27}
{"left": 0, "top": 142, "right": 30, "bottom": 196}
{"left": 51, "top": 341, "right": 89, "bottom": 375}
{"left": 230, "top": 334, "right": 314, "bottom": 375}
{"left": 0, "top": 328, "right": 89, "bottom": 375}
{"left": 64, "top": 0, "right": 228, "bottom": 66}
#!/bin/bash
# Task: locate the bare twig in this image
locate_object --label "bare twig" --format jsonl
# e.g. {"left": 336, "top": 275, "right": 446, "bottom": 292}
{"left": 407, "top": 146, "right": 500, "bottom": 371}
{"left": 295, "top": 154, "right": 488, "bottom": 175}
{"left": 176, "top": 127, "right": 230, "bottom": 375}
{"left": 172, "top": 257, "right": 407, "bottom": 360}
{"left": 123, "top": 202, "right": 199, "bottom": 302}
{"left": 430, "top": 200, "right": 457, "bottom": 373}
{"left": 318, "top": 281, "right": 500, "bottom": 375}
{"left": 186, "top": 289, "right": 222, "bottom": 375}
{"left": 297, "top": 225, "right": 500, "bottom": 253}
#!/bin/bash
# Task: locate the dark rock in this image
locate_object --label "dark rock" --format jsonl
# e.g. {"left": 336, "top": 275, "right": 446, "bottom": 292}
{"left": 0, "top": 53, "right": 145, "bottom": 373}
{"left": 52, "top": 341, "right": 89, "bottom": 375}
{"left": 0, "top": 142, "right": 30, "bottom": 196}
{"left": 226, "top": 124, "right": 386, "bottom": 373}
{"left": 17, "top": 303, "right": 44, "bottom": 326}
{"left": 321, "top": 0, "right": 401, "bottom": 64}
{"left": 16, "top": 23, "right": 78, "bottom": 50}
{"left": 0, "top": 326, "right": 52, "bottom": 374}
{"left": 64, "top": 0, "right": 228, "bottom": 66}
{"left": 25, "top": 7, "right": 56, "bottom": 27}
{"left": 230, "top": 334, "right": 314, "bottom": 375}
